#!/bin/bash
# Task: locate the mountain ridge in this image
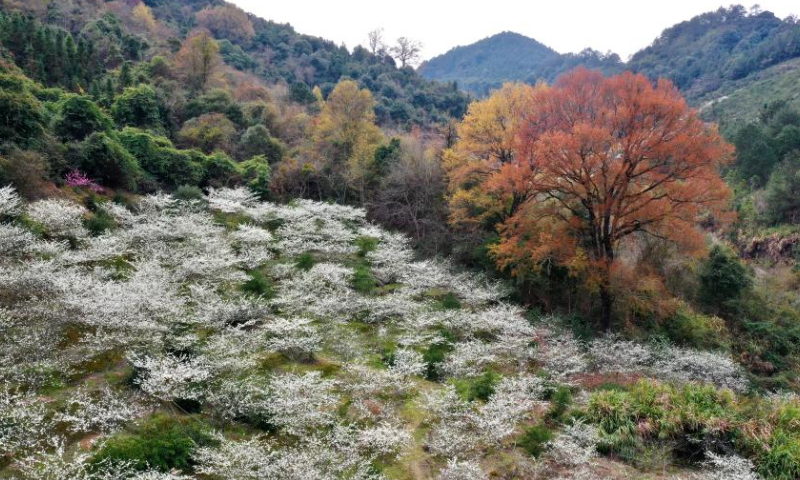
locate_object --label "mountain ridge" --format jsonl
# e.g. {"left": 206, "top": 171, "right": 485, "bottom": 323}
{"left": 419, "top": 5, "right": 800, "bottom": 104}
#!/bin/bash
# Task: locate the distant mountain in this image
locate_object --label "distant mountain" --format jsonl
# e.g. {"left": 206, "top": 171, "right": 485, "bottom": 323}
{"left": 418, "top": 32, "right": 559, "bottom": 96}
{"left": 420, "top": 5, "right": 800, "bottom": 102}
{"left": 419, "top": 31, "right": 623, "bottom": 96}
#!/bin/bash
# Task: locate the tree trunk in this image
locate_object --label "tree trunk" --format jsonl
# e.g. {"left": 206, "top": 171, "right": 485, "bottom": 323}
{"left": 599, "top": 281, "right": 613, "bottom": 331}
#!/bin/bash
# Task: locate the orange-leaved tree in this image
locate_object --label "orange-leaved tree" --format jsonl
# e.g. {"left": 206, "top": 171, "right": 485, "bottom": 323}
{"left": 452, "top": 69, "right": 734, "bottom": 330}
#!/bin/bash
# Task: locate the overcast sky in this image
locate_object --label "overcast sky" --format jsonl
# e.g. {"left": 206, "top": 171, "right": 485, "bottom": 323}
{"left": 230, "top": 1, "right": 799, "bottom": 62}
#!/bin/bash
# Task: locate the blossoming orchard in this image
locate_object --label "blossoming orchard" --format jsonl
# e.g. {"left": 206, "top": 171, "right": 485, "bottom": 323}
{"left": 0, "top": 185, "right": 791, "bottom": 480}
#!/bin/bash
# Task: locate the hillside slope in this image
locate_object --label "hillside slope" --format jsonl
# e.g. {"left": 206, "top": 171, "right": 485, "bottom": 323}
{"left": 1, "top": 185, "right": 797, "bottom": 480}
{"left": 698, "top": 56, "right": 800, "bottom": 128}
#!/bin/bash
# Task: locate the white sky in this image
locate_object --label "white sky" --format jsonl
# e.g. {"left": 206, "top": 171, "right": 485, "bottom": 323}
{"left": 230, "top": 1, "right": 799, "bottom": 62}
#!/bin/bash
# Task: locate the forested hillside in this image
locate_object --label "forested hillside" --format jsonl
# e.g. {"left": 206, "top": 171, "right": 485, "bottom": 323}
{"left": 628, "top": 5, "right": 800, "bottom": 100}
{"left": 422, "top": 5, "right": 800, "bottom": 103}
{"left": 1, "top": 1, "right": 800, "bottom": 480}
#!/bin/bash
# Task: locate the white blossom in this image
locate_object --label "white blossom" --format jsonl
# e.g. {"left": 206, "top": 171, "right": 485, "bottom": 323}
{"left": 264, "top": 317, "right": 323, "bottom": 360}
{"left": 27, "top": 198, "right": 87, "bottom": 238}
{"left": 546, "top": 421, "right": 599, "bottom": 467}
{"left": 438, "top": 459, "right": 487, "bottom": 480}
{"left": 129, "top": 353, "right": 210, "bottom": 401}
{"left": 0, "top": 185, "right": 22, "bottom": 217}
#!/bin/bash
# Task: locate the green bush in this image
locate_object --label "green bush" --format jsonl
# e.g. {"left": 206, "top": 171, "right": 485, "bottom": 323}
{"left": 202, "top": 152, "right": 239, "bottom": 188}
{"left": 90, "top": 414, "right": 215, "bottom": 473}
{"left": 84, "top": 210, "right": 116, "bottom": 236}
{"left": 0, "top": 73, "right": 46, "bottom": 148}
{"left": 661, "top": 305, "right": 730, "bottom": 350}
{"left": 439, "top": 292, "right": 462, "bottom": 310}
{"left": 584, "top": 379, "right": 800, "bottom": 476}
{"left": 518, "top": 425, "right": 554, "bottom": 458}
{"left": 546, "top": 385, "right": 572, "bottom": 421}
{"left": 764, "top": 157, "right": 800, "bottom": 224}
{"left": 118, "top": 128, "right": 205, "bottom": 188}
{"left": 239, "top": 155, "right": 272, "bottom": 199}
{"left": 698, "top": 245, "right": 752, "bottom": 313}
{"left": 241, "top": 270, "right": 274, "bottom": 298}
{"left": 352, "top": 264, "right": 376, "bottom": 294}
{"left": 355, "top": 236, "right": 379, "bottom": 257}
{"left": 55, "top": 95, "right": 112, "bottom": 141}
{"left": 455, "top": 371, "right": 498, "bottom": 402}
{"left": 422, "top": 328, "right": 456, "bottom": 381}
{"left": 112, "top": 84, "right": 162, "bottom": 130}
{"left": 295, "top": 252, "right": 316, "bottom": 271}
{"left": 174, "top": 185, "right": 205, "bottom": 201}
{"left": 238, "top": 125, "right": 284, "bottom": 162}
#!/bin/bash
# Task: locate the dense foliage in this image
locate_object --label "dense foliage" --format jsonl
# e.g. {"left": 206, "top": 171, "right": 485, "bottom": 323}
{"left": 628, "top": 5, "right": 800, "bottom": 98}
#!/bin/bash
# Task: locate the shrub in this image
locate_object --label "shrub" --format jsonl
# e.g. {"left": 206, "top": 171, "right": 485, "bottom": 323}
{"left": 584, "top": 380, "right": 764, "bottom": 467}
{"left": 764, "top": 156, "right": 800, "bottom": 224}
{"left": 118, "top": 128, "right": 205, "bottom": 188}
{"left": 439, "top": 292, "right": 462, "bottom": 310}
{"left": 241, "top": 270, "right": 274, "bottom": 298}
{"left": 455, "top": 371, "right": 498, "bottom": 402}
{"left": 352, "top": 263, "right": 376, "bottom": 294}
{"left": 84, "top": 210, "right": 116, "bottom": 236}
{"left": 355, "top": 236, "right": 379, "bottom": 257}
{"left": 202, "top": 152, "right": 239, "bottom": 188}
{"left": 0, "top": 149, "right": 49, "bottom": 197}
{"left": 295, "top": 252, "right": 316, "bottom": 271}
{"left": 178, "top": 113, "right": 236, "bottom": 155}
{"left": 174, "top": 185, "right": 204, "bottom": 201}
{"left": 518, "top": 425, "right": 554, "bottom": 458}
{"left": 184, "top": 89, "right": 244, "bottom": 126}
{"left": 423, "top": 328, "right": 456, "bottom": 381}
{"left": 0, "top": 73, "right": 46, "bottom": 147}
{"left": 661, "top": 305, "right": 730, "bottom": 350}
{"left": 89, "top": 414, "right": 215, "bottom": 473}
{"left": 546, "top": 385, "right": 572, "bottom": 421}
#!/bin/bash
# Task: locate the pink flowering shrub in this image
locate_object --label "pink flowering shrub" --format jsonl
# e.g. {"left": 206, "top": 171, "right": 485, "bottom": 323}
{"left": 65, "top": 170, "right": 104, "bottom": 193}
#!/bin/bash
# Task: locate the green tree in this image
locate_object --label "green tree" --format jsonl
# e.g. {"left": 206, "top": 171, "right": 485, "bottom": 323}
{"left": 239, "top": 155, "right": 272, "bottom": 199}
{"left": 698, "top": 245, "right": 753, "bottom": 313}
{"left": 118, "top": 127, "right": 204, "bottom": 188}
{"left": 177, "top": 113, "right": 237, "bottom": 154}
{"left": 112, "top": 84, "right": 162, "bottom": 130}
{"left": 0, "top": 74, "right": 46, "bottom": 148}
{"left": 184, "top": 89, "right": 244, "bottom": 125}
{"left": 238, "top": 124, "right": 284, "bottom": 162}
{"left": 79, "top": 132, "right": 142, "bottom": 189}
{"left": 733, "top": 123, "right": 778, "bottom": 186}
{"left": 202, "top": 151, "right": 239, "bottom": 188}
{"left": 765, "top": 157, "right": 800, "bottom": 224}
{"left": 55, "top": 95, "right": 112, "bottom": 141}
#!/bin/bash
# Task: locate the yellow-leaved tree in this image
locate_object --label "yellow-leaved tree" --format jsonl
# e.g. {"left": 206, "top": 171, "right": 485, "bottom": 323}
{"left": 311, "top": 80, "right": 383, "bottom": 202}
{"left": 444, "top": 82, "right": 540, "bottom": 232}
